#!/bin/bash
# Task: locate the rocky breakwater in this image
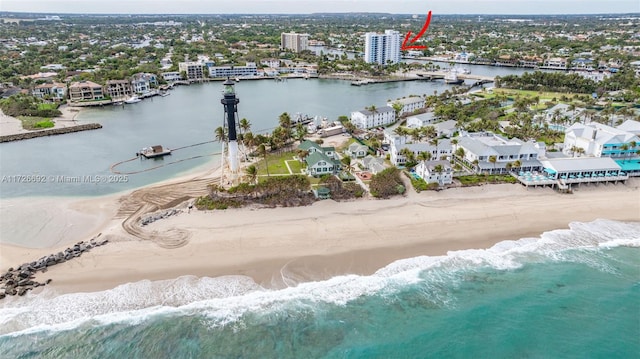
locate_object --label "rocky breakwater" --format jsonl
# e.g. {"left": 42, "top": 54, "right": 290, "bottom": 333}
{"left": 0, "top": 123, "right": 102, "bottom": 143}
{"left": 0, "top": 234, "right": 108, "bottom": 299}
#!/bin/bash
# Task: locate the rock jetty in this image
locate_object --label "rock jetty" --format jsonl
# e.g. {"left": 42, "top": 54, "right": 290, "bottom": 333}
{"left": 140, "top": 208, "right": 182, "bottom": 226}
{"left": 0, "top": 123, "right": 102, "bottom": 143}
{"left": 0, "top": 234, "right": 108, "bottom": 299}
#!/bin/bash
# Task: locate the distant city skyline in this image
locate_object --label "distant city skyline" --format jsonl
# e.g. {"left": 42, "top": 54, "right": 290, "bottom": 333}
{"left": 2, "top": 0, "right": 639, "bottom": 15}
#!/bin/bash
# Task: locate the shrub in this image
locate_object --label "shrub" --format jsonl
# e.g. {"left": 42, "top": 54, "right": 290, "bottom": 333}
{"left": 370, "top": 167, "right": 404, "bottom": 198}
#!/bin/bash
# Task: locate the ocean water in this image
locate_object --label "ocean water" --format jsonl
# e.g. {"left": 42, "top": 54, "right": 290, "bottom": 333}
{"left": 1, "top": 219, "right": 638, "bottom": 358}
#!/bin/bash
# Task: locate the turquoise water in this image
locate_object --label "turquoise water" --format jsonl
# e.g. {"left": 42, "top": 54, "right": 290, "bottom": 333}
{"left": 1, "top": 219, "right": 639, "bottom": 358}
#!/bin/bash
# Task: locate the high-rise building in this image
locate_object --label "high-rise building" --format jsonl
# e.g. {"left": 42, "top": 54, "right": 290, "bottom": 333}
{"left": 364, "top": 30, "right": 401, "bottom": 66}
{"left": 281, "top": 32, "right": 309, "bottom": 53}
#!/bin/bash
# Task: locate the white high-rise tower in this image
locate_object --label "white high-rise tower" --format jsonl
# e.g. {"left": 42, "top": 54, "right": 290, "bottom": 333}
{"left": 364, "top": 30, "right": 401, "bottom": 66}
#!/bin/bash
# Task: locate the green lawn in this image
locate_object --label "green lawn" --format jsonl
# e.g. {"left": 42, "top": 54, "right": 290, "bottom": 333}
{"left": 37, "top": 103, "right": 59, "bottom": 110}
{"left": 255, "top": 151, "right": 299, "bottom": 176}
{"left": 493, "top": 88, "right": 584, "bottom": 101}
{"left": 18, "top": 116, "right": 54, "bottom": 130}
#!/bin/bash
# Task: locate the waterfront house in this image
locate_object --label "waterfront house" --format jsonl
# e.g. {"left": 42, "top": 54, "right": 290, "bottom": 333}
{"left": 390, "top": 139, "right": 453, "bottom": 166}
{"left": 32, "top": 82, "right": 66, "bottom": 101}
{"left": 131, "top": 73, "right": 158, "bottom": 94}
{"left": 415, "top": 160, "right": 453, "bottom": 186}
{"left": 455, "top": 132, "right": 543, "bottom": 174}
{"left": 260, "top": 58, "right": 280, "bottom": 68}
{"left": 105, "top": 80, "right": 133, "bottom": 99}
{"left": 542, "top": 57, "right": 568, "bottom": 69}
{"left": 350, "top": 106, "right": 396, "bottom": 130}
{"left": 346, "top": 142, "right": 369, "bottom": 158}
{"left": 387, "top": 96, "right": 424, "bottom": 116}
{"left": 563, "top": 122, "right": 640, "bottom": 159}
{"left": 209, "top": 62, "right": 258, "bottom": 78}
{"left": 305, "top": 152, "right": 341, "bottom": 177}
{"left": 161, "top": 72, "right": 182, "bottom": 82}
{"left": 68, "top": 81, "right": 105, "bottom": 102}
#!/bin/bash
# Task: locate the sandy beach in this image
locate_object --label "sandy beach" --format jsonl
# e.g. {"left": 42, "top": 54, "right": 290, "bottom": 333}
{"left": 1, "top": 175, "right": 638, "bottom": 296}
{"left": 0, "top": 105, "right": 82, "bottom": 137}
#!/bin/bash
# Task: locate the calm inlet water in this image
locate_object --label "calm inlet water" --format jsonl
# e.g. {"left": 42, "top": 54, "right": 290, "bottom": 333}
{"left": 0, "top": 219, "right": 638, "bottom": 358}
{"left": 0, "top": 64, "right": 531, "bottom": 199}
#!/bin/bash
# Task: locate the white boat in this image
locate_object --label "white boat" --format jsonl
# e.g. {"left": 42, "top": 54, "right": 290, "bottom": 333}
{"left": 125, "top": 96, "right": 141, "bottom": 104}
{"left": 160, "top": 92, "right": 170, "bottom": 97}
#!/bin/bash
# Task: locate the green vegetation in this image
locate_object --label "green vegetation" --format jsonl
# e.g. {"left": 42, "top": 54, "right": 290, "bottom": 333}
{"left": 404, "top": 171, "right": 430, "bottom": 192}
{"left": 0, "top": 95, "right": 61, "bottom": 118}
{"left": 196, "top": 175, "right": 314, "bottom": 210}
{"left": 253, "top": 151, "right": 298, "bottom": 176}
{"left": 369, "top": 167, "right": 405, "bottom": 198}
{"left": 319, "top": 175, "right": 364, "bottom": 200}
{"left": 19, "top": 116, "right": 54, "bottom": 130}
{"left": 457, "top": 174, "right": 518, "bottom": 186}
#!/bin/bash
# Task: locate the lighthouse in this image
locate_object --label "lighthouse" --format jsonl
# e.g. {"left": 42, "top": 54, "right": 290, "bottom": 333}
{"left": 221, "top": 78, "right": 241, "bottom": 179}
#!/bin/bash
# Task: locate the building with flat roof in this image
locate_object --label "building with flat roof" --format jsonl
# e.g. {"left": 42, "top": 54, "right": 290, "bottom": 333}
{"left": 208, "top": 63, "right": 258, "bottom": 78}
{"left": 564, "top": 122, "right": 640, "bottom": 158}
{"left": 364, "top": 30, "right": 401, "bottom": 65}
{"left": 281, "top": 32, "right": 309, "bottom": 53}
{"left": 68, "top": 81, "right": 104, "bottom": 102}
{"left": 178, "top": 61, "right": 204, "bottom": 80}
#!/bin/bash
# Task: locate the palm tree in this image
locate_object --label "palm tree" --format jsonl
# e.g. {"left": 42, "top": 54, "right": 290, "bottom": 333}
{"left": 417, "top": 151, "right": 432, "bottom": 163}
{"left": 214, "top": 126, "right": 227, "bottom": 142}
{"left": 341, "top": 155, "right": 353, "bottom": 172}
{"left": 294, "top": 123, "right": 306, "bottom": 142}
{"left": 258, "top": 143, "right": 270, "bottom": 177}
{"left": 488, "top": 155, "right": 497, "bottom": 174}
{"left": 505, "top": 162, "right": 513, "bottom": 173}
{"left": 620, "top": 144, "right": 629, "bottom": 162}
{"left": 513, "top": 160, "right": 522, "bottom": 170}
{"left": 239, "top": 118, "right": 251, "bottom": 134}
{"left": 245, "top": 164, "right": 258, "bottom": 184}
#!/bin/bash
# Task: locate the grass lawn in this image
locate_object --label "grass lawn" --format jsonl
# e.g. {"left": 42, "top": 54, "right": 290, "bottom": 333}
{"left": 254, "top": 151, "right": 298, "bottom": 176}
{"left": 492, "top": 88, "right": 585, "bottom": 101}
{"left": 19, "top": 116, "right": 54, "bottom": 130}
{"left": 37, "top": 103, "right": 58, "bottom": 110}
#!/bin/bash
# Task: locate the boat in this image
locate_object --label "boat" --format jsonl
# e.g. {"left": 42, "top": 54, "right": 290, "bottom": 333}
{"left": 444, "top": 70, "right": 464, "bottom": 85}
{"left": 160, "top": 92, "right": 170, "bottom": 97}
{"left": 125, "top": 96, "right": 141, "bottom": 104}
{"left": 112, "top": 101, "right": 124, "bottom": 106}
{"left": 137, "top": 145, "right": 171, "bottom": 159}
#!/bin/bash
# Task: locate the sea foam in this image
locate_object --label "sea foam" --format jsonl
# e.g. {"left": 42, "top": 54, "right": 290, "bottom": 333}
{"left": 1, "top": 219, "right": 638, "bottom": 337}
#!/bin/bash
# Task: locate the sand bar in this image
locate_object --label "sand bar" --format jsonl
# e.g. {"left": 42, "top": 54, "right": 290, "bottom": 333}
{"left": 1, "top": 178, "right": 638, "bottom": 296}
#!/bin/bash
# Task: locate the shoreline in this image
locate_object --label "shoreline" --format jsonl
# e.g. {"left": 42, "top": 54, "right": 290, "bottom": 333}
{"left": 0, "top": 104, "right": 85, "bottom": 138}
{"left": 1, "top": 177, "right": 638, "bottom": 296}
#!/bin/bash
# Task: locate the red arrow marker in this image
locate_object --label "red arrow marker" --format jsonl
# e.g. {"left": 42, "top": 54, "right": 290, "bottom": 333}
{"left": 401, "top": 10, "right": 432, "bottom": 51}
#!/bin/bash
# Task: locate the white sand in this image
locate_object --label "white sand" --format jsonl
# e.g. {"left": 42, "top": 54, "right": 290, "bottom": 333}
{"left": 1, "top": 177, "right": 638, "bottom": 295}
{"left": 0, "top": 105, "right": 83, "bottom": 137}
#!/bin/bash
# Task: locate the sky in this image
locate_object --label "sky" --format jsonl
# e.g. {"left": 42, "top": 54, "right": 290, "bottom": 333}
{"left": 1, "top": 0, "right": 639, "bottom": 15}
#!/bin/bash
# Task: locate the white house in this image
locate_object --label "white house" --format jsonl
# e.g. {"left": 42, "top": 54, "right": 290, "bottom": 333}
{"left": 361, "top": 155, "right": 386, "bottom": 174}
{"left": 346, "top": 142, "right": 369, "bottom": 158}
{"left": 455, "top": 132, "right": 543, "bottom": 174}
{"left": 387, "top": 96, "right": 424, "bottom": 116}
{"left": 161, "top": 71, "right": 182, "bottom": 82}
{"left": 563, "top": 122, "right": 640, "bottom": 158}
{"left": 390, "top": 139, "right": 453, "bottom": 166}
{"left": 433, "top": 120, "right": 458, "bottom": 137}
{"left": 131, "top": 73, "right": 157, "bottom": 94}
{"left": 543, "top": 57, "right": 568, "bottom": 69}
{"left": 406, "top": 113, "right": 437, "bottom": 128}
{"left": 350, "top": 106, "right": 396, "bottom": 129}
{"left": 32, "top": 82, "right": 66, "bottom": 101}
{"left": 415, "top": 160, "right": 453, "bottom": 186}
{"left": 260, "top": 58, "right": 280, "bottom": 68}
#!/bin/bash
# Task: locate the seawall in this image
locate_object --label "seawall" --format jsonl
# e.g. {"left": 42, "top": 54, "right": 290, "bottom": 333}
{"left": 0, "top": 123, "right": 102, "bottom": 143}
